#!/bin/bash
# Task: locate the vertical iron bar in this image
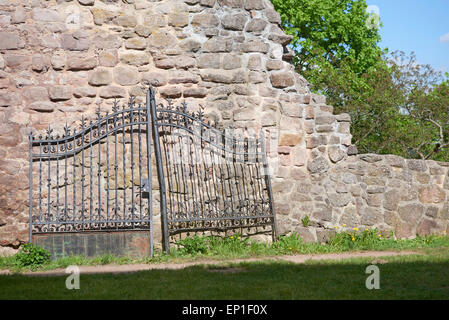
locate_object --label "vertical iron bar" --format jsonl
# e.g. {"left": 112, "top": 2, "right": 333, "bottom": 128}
{"left": 98, "top": 120, "right": 102, "bottom": 229}
{"left": 89, "top": 124, "right": 93, "bottom": 227}
{"left": 122, "top": 109, "right": 127, "bottom": 224}
{"left": 73, "top": 135, "right": 76, "bottom": 229}
{"left": 260, "top": 131, "right": 276, "bottom": 242}
{"left": 138, "top": 108, "right": 143, "bottom": 223}
{"left": 38, "top": 142, "right": 42, "bottom": 225}
{"left": 150, "top": 87, "right": 169, "bottom": 253}
{"left": 28, "top": 132, "right": 33, "bottom": 243}
{"left": 130, "top": 103, "right": 135, "bottom": 228}
{"left": 81, "top": 128, "right": 85, "bottom": 231}
{"left": 56, "top": 139, "right": 60, "bottom": 223}
{"left": 114, "top": 111, "right": 118, "bottom": 228}
{"left": 106, "top": 116, "right": 110, "bottom": 226}
{"left": 64, "top": 135, "right": 68, "bottom": 224}
{"left": 146, "top": 88, "right": 154, "bottom": 256}
{"left": 47, "top": 140, "right": 51, "bottom": 231}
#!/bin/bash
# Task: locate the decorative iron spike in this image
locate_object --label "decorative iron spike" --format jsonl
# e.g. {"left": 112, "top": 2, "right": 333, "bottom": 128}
{"left": 129, "top": 95, "right": 135, "bottom": 107}
{"left": 80, "top": 116, "right": 86, "bottom": 128}
{"left": 64, "top": 123, "right": 70, "bottom": 137}
{"left": 166, "top": 98, "right": 173, "bottom": 109}
{"left": 96, "top": 106, "right": 101, "bottom": 119}
{"left": 112, "top": 99, "right": 119, "bottom": 112}
{"left": 46, "top": 125, "right": 53, "bottom": 139}
{"left": 181, "top": 101, "right": 188, "bottom": 113}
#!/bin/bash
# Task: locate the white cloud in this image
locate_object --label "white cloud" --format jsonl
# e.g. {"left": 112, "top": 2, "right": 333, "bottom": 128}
{"left": 440, "top": 33, "right": 449, "bottom": 43}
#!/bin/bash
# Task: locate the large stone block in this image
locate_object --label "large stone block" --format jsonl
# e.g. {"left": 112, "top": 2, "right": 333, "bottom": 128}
{"left": 120, "top": 53, "right": 150, "bottom": 66}
{"left": 23, "top": 87, "right": 49, "bottom": 102}
{"left": 328, "top": 146, "right": 346, "bottom": 163}
{"left": 398, "top": 203, "right": 424, "bottom": 227}
{"left": 168, "top": 12, "right": 189, "bottom": 27}
{"left": 407, "top": 159, "right": 428, "bottom": 172}
{"left": 99, "top": 86, "right": 126, "bottom": 98}
{"left": 279, "top": 133, "right": 302, "bottom": 146}
{"left": 73, "top": 87, "right": 97, "bottom": 98}
{"left": 200, "top": 69, "right": 246, "bottom": 84}
{"left": 125, "top": 37, "right": 148, "bottom": 50}
{"left": 0, "top": 32, "right": 24, "bottom": 50}
{"left": 270, "top": 72, "right": 294, "bottom": 88}
{"left": 88, "top": 68, "right": 112, "bottom": 86}
{"left": 49, "top": 86, "right": 72, "bottom": 101}
{"left": 191, "top": 13, "right": 220, "bottom": 27}
{"left": 203, "top": 37, "right": 233, "bottom": 52}
{"left": 67, "top": 54, "right": 98, "bottom": 70}
{"left": 242, "top": 40, "right": 269, "bottom": 53}
{"left": 418, "top": 185, "right": 446, "bottom": 204}
{"left": 0, "top": 90, "right": 20, "bottom": 107}
{"left": 31, "top": 8, "right": 62, "bottom": 22}
{"left": 222, "top": 13, "right": 248, "bottom": 30}
{"left": 114, "top": 66, "right": 140, "bottom": 86}
{"left": 168, "top": 70, "right": 200, "bottom": 84}
{"left": 307, "top": 156, "right": 329, "bottom": 174}
{"left": 61, "top": 34, "right": 89, "bottom": 51}
{"left": 246, "top": 18, "right": 268, "bottom": 33}
{"left": 417, "top": 218, "right": 439, "bottom": 236}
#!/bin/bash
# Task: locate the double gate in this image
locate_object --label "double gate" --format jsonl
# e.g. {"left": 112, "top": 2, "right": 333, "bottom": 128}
{"left": 28, "top": 86, "right": 276, "bottom": 256}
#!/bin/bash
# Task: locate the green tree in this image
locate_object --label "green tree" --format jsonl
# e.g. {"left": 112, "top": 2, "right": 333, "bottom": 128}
{"left": 271, "top": 0, "right": 384, "bottom": 79}
{"left": 272, "top": 0, "right": 449, "bottom": 161}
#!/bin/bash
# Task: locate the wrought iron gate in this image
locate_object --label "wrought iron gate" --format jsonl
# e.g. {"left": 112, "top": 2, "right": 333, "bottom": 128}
{"left": 149, "top": 87, "right": 276, "bottom": 253}
{"left": 29, "top": 86, "right": 276, "bottom": 255}
{"left": 28, "top": 92, "right": 154, "bottom": 255}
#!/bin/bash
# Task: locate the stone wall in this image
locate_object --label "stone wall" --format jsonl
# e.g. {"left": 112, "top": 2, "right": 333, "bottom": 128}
{"left": 0, "top": 0, "right": 447, "bottom": 252}
{"left": 276, "top": 153, "right": 449, "bottom": 243}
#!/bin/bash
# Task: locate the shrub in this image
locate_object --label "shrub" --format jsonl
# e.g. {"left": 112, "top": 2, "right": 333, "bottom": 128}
{"left": 273, "top": 233, "right": 304, "bottom": 254}
{"left": 14, "top": 243, "right": 51, "bottom": 268}
{"left": 176, "top": 235, "right": 209, "bottom": 255}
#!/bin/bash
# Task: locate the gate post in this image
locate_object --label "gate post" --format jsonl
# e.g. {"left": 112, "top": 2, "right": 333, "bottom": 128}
{"left": 145, "top": 89, "right": 154, "bottom": 257}
{"left": 28, "top": 131, "right": 33, "bottom": 244}
{"left": 260, "top": 130, "right": 277, "bottom": 242}
{"left": 148, "top": 86, "right": 170, "bottom": 253}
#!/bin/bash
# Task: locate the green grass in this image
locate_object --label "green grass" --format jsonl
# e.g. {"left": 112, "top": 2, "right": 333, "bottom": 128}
{"left": 1, "top": 247, "right": 449, "bottom": 299}
{"left": 1, "top": 229, "right": 449, "bottom": 272}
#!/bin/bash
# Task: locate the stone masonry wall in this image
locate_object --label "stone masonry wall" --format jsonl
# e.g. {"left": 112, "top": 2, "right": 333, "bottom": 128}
{"left": 0, "top": 0, "right": 447, "bottom": 253}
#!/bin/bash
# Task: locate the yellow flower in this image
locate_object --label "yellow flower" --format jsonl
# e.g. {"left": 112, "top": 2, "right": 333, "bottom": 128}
{"left": 342, "top": 224, "right": 346, "bottom": 227}
{"left": 353, "top": 227, "right": 359, "bottom": 231}
{"left": 334, "top": 226, "right": 339, "bottom": 229}
{"left": 230, "top": 236, "right": 234, "bottom": 239}
{"left": 289, "top": 247, "right": 292, "bottom": 250}
{"left": 365, "top": 228, "right": 369, "bottom": 231}
{"left": 238, "top": 236, "right": 241, "bottom": 240}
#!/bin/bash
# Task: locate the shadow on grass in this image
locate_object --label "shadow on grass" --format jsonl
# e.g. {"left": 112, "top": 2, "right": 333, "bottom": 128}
{"left": 1, "top": 256, "right": 448, "bottom": 300}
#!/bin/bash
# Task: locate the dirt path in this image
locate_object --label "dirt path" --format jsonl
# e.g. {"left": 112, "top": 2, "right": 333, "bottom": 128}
{"left": 1, "top": 250, "right": 418, "bottom": 277}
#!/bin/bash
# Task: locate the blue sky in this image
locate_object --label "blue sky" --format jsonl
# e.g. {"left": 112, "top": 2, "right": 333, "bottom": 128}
{"left": 368, "top": 0, "right": 449, "bottom": 73}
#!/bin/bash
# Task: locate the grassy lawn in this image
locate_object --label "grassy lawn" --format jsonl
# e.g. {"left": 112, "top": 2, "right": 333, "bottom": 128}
{"left": 2, "top": 230, "right": 449, "bottom": 272}
{"left": 1, "top": 247, "right": 449, "bottom": 300}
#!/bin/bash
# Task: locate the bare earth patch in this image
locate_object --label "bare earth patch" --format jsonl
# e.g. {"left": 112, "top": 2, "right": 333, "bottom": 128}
{"left": 3, "top": 250, "right": 418, "bottom": 277}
